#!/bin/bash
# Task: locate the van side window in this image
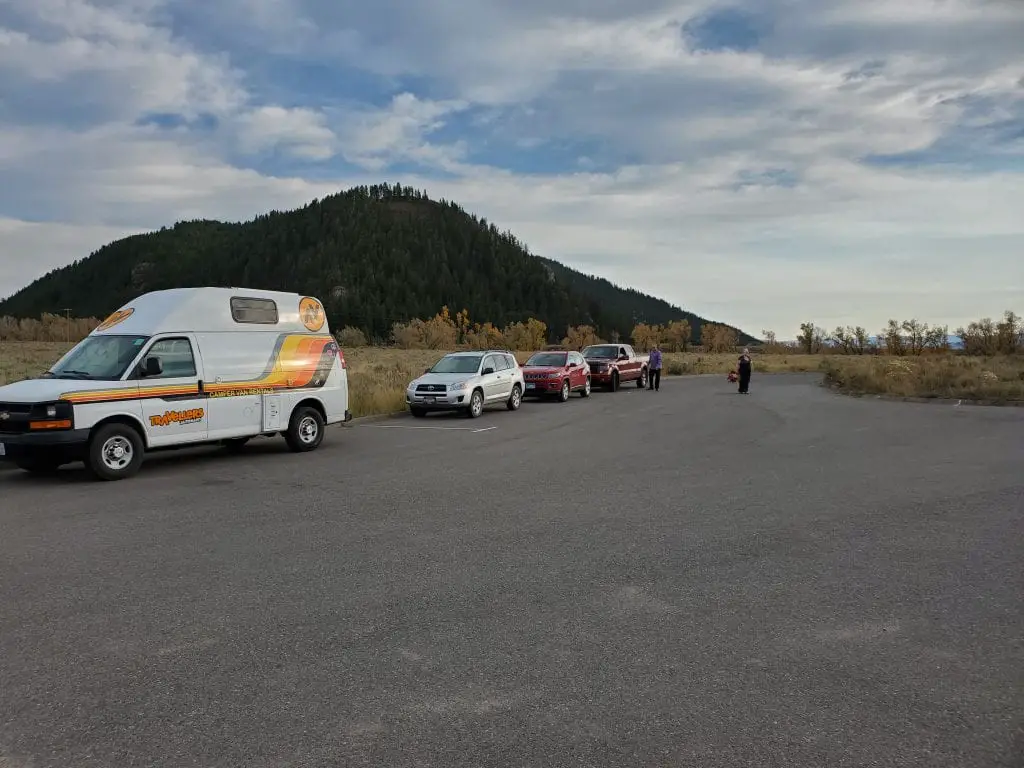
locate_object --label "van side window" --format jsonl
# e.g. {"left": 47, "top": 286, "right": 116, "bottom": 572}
{"left": 144, "top": 338, "right": 197, "bottom": 378}
{"left": 230, "top": 297, "right": 279, "bottom": 324}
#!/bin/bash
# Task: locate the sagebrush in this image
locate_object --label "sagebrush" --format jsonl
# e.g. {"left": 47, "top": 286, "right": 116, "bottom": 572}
{"left": 822, "top": 355, "right": 1024, "bottom": 402}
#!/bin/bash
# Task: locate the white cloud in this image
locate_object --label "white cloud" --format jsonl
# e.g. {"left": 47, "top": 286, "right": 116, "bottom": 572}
{"left": 0, "top": 0, "right": 1022, "bottom": 335}
{"left": 233, "top": 106, "right": 337, "bottom": 159}
{"left": 0, "top": 218, "right": 147, "bottom": 299}
{"left": 332, "top": 93, "right": 470, "bottom": 171}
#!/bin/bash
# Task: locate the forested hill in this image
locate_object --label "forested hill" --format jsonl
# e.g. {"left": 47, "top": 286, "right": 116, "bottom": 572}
{"left": 539, "top": 257, "right": 727, "bottom": 340}
{"left": 0, "top": 183, "right": 756, "bottom": 344}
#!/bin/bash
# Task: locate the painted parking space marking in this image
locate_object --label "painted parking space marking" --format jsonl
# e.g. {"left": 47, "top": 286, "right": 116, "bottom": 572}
{"left": 362, "top": 423, "right": 496, "bottom": 432}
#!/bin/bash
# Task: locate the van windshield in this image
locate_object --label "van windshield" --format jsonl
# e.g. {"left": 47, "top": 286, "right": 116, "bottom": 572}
{"left": 46, "top": 335, "right": 150, "bottom": 380}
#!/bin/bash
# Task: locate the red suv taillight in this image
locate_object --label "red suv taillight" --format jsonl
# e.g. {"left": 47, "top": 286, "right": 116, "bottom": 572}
{"left": 337, "top": 347, "right": 346, "bottom": 369}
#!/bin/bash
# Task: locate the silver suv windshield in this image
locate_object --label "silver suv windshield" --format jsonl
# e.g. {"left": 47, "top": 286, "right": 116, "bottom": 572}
{"left": 45, "top": 334, "right": 149, "bottom": 380}
{"left": 429, "top": 354, "right": 482, "bottom": 374}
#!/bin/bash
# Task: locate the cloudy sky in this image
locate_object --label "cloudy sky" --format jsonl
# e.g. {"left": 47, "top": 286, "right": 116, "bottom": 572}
{"left": 1, "top": 0, "right": 1022, "bottom": 337}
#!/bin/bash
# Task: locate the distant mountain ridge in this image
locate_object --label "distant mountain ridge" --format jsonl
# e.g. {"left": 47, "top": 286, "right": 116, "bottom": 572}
{"left": 0, "top": 183, "right": 757, "bottom": 345}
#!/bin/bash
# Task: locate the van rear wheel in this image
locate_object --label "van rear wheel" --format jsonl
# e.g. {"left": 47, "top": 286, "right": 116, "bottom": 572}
{"left": 285, "top": 406, "right": 325, "bottom": 452}
{"left": 86, "top": 423, "right": 144, "bottom": 481}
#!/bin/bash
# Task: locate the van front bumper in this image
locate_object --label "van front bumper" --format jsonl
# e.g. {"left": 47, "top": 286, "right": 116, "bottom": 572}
{"left": 0, "top": 429, "right": 90, "bottom": 463}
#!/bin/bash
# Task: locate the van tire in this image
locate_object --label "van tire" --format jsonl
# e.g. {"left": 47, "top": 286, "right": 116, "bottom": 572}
{"left": 285, "top": 405, "right": 325, "bottom": 452}
{"left": 87, "top": 422, "right": 144, "bottom": 481}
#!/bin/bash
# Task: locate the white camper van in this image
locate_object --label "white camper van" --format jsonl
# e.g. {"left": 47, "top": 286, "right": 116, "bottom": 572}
{"left": 0, "top": 287, "right": 351, "bottom": 480}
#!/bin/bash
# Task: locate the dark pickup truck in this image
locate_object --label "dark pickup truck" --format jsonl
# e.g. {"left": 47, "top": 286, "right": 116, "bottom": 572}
{"left": 581, "top": 343, "right": 649, "bottom": 391}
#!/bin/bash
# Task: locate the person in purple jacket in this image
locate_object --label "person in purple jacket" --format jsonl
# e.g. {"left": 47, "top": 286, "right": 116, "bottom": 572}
{"left": 648, "top": 344, "right": 663, "bottom": 391}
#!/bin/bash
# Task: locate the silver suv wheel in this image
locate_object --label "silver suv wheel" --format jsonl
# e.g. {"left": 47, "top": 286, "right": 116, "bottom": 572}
{"left": 507, "top": 384, "right": 522, "bottom": 411}
{"left": 468, "top": 389, "right": 484, "bottom": 418}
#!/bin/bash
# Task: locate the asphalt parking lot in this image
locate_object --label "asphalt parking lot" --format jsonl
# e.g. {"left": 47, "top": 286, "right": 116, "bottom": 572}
{"left": 1, "top": 374, "right": 1022, "bottom": 767}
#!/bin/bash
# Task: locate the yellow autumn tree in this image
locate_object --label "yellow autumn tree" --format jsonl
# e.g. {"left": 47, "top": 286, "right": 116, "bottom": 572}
{"left": 391, "top": 306, "right": 458, "bottom": 348}
{"left": 454, "top": 308, "right": 471, "bottom": 344}
{"left": 661, "top": 319, "right": 691, "bottom": 352}
{"left": 562, "top": 324, "right": 600, "bottom": 349}
{"left": 503, "top": 317, "right": 548, "bottom": 350}
{"left": 335, "top": 326, "right": 368, "bottom": 347}
{"left": 631, "top": 323, "right": 663, "bottom": 351}
{"left": 701, "top": 323, "right": 738, "bottom": 353}
{"left": 464, "top": 322, "right": 505, "bottom": 349}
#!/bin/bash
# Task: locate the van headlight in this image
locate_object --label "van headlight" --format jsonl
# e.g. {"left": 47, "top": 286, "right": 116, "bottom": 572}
{"left": 29, "top": 400, "right": 74, "bottom": 430}
{"left": 32, "top": 401, "right": 72, "bottom": 419}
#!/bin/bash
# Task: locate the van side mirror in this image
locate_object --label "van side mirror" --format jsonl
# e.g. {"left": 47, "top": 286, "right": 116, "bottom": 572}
{"left": 141, "top": 356, "right": 162, "bottom": 377}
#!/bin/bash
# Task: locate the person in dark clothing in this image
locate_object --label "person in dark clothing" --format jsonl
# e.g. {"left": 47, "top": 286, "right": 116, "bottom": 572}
{"left": 737, "top": 348, "right": 752, "bottom": 393}
{"left": 648, "top": 344, "right": 662, "bottom": 391}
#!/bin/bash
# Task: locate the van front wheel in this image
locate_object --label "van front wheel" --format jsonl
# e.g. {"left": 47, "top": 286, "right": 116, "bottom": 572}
{"left": 285, "top": 406, "right": 325, "bottom": 452}
{"left": 87, "top": 423, "right": 144, "bottom": 481}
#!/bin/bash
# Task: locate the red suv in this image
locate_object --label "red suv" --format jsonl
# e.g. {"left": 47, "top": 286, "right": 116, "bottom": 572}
{"left": 521, "top": 350, "right": 591, "bottom": 401}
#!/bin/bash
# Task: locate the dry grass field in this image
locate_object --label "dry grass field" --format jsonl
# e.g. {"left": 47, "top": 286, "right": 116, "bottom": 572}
{"left": 823, "top": 355, "right": 1024, "bottom": 403}
{"left": 2, "top": 341, "right": 1021, "bottom": 414}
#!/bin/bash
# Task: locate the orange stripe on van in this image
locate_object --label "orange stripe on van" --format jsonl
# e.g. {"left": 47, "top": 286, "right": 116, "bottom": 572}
{"left": 59, "top": 334, "right": 337, "bottom": 404}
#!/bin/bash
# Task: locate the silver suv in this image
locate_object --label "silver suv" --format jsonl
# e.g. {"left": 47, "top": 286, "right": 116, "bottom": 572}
{"left": 406, "top": 350, "right": 525, "bottom": 418}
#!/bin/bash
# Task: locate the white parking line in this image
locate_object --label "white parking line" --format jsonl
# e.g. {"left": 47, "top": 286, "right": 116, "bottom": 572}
{"left": 363, "top": 424, "right": 495, "bottom": 432}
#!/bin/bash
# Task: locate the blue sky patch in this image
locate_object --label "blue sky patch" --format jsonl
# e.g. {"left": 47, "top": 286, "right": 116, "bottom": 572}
{"left": 134, "top": 112, "right": 219, "bottom": 131}
{"left": 863, "top": 94, "right": 1024, "bottom": 173}
{"left": 0, "top": 0, "right": 1022, "bottom": 333}
{"left": 682, "top": 6, "right": 768, "bottom": 52}
{"left": 732, "top": 168, "right": 799, "bottom": 189}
